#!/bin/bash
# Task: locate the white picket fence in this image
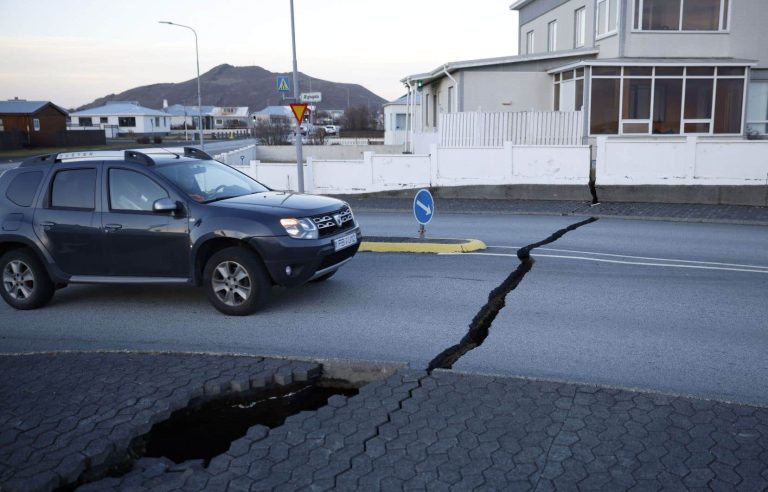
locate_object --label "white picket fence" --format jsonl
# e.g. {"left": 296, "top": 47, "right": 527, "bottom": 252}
{"left": 440, "top": 111, "right": 583, "bottom": 147}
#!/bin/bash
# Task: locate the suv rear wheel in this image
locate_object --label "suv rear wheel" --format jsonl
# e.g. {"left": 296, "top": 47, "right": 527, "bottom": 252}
{"left": 203, "top": 247, "right": 270, "bottom": 315}
{"left": 0, "top": 249, "right": 55, "bottom": 310}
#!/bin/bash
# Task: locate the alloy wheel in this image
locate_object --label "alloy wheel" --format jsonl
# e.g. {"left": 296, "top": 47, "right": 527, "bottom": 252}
{"left": 211, "top": 261, "right": 252, "bottom": 307}
{"left": 2, "top": 260, "right": 35, "bottom": 301}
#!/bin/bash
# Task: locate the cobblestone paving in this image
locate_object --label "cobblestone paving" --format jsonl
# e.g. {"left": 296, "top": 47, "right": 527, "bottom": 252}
{"left": 3, "top": 354, "right": 768, "bottom": 491}
{"left": 344, "top": 197, "right": 768, "bottom": 225}
{"left": 0, "top": 353, "right": 320, "bottom": 492}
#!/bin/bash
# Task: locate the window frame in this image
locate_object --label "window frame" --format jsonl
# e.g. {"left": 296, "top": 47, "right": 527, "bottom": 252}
{"left": 48, "top": 168, "right": 98, "bottom": 211}
{"left": 553, "top": 69, "right": 586, "bottom": 112}
{"left": 526, "top": 30, "right": 535, "bottom": 54}
{"left": 33, "top": 119, "right": 40, "bottom": 131}
{"left": 118, "top": 116, "right": 136, "bottom": 127}
{"left": 746, "top": 80, "right": 768, "bottom": 136}
{"left": 632, "top": 0, "right": 730, "bottom": 33}
{"left": 0, "top": 118, "right": 4, "bottom": 132}
{"left": 107, "top": 167, "right": 170, "bottom": 214}
{"left": 574, "top": 7, "right": 586, "bottom": 48}
{"left": 596, "top": 0, "right": 619, "bottom": 40}
{"left": 547, "top": 20, "right": 558, "bottom": 52}
{"left": 587, "top": 65, "right": 748, "bottom": 136}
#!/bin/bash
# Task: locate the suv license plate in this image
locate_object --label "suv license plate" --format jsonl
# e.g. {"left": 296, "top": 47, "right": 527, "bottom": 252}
{"left": 333, "top": 233, "right": 358, "bottom": 252}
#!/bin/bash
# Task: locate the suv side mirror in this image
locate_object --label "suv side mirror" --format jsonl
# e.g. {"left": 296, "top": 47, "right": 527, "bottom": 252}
{"left": 153, "top": 197, "right": 179, "bottom": 213}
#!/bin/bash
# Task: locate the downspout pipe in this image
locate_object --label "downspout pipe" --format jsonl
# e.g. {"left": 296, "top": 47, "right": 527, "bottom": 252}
{"left": 404, "top": 80, "right": 412, "bottom": 153}
{"left": 442, "top": 65, "right": 459, "bottom": 113}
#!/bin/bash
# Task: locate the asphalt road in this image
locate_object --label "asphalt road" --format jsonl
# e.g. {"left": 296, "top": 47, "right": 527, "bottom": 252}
{"left": 1, "top": 212, "right": 767, "bottom": 405}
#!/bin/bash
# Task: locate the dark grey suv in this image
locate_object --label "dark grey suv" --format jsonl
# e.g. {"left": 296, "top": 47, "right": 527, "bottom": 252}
{"left": 0, "top": 148, "right": 361, "bottom": 315}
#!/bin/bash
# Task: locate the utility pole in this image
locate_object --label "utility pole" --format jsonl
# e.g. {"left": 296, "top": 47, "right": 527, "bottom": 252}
{"left": 290, "top": 0, "right": 305, "bottom": 193}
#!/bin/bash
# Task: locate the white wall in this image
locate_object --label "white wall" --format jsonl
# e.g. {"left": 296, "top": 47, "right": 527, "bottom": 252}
{"left": 238, "top": 143, "right": 590, "bottom": 194}
{"left": 596, "top": 136, "right": 768, "bottom": 185}
{"left": 255, "top": 145, "right": 403, "bottom": 162}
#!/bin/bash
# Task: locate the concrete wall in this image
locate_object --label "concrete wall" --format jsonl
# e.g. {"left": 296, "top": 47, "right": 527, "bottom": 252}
{"left": 596, "top": 136, "right": 768, "bottom": 186}
{"left": 254, "top": 145, "right": 404, "bottom": 162}
{"left": 239, "top": 143, "right": 590, "bottom": 195}
{"left": 461, "top": 72, "right": 554, "bottom": 112}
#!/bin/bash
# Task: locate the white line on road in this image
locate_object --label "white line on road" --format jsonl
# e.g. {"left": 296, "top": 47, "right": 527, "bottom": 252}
{"left": 485, "top": 245, "right": 768, "bottom": 271}
{"left": 440, "top": 252, "right": 768, "bottom": 274}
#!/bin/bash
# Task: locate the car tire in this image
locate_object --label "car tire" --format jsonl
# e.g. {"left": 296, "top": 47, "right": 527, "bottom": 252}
{"left": 311, "top": 270, "right": 336, "bottom": 283}
{"left": 0, "top": 249, "right": 55, "bottom": 310}
{"left": 203, "top": 247, "right": 270, "bottom": 316}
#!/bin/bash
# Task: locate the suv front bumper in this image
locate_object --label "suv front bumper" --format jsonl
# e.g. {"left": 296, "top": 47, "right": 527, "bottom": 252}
{"left": 249, "top": 227, "right": 362, "bottom": 287}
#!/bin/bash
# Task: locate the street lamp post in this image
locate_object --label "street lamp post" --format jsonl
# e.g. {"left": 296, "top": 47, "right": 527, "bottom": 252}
{"left": 159, "top": 21, "right": 204, "bottom": 150}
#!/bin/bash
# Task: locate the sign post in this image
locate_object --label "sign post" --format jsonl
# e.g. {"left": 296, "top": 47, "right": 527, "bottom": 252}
{"left": 413, "top": 189, "right": 434, "bottom": 239}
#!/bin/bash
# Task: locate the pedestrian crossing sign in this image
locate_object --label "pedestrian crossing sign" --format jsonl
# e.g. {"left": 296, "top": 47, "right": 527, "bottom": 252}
{"left": 277, "top": 76, "right": 290, "bottom": 93}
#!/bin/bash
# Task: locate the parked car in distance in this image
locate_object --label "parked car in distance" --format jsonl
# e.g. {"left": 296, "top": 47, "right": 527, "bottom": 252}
{"left": 323, "top": 125, "right": 338, "bottom": 134}
{"left": 0, "top": 147, "right": 361, "bottom": 315}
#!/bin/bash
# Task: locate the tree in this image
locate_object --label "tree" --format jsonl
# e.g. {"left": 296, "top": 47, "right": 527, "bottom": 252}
{"left": 342, "top": 106, "right": 373, "bottom": 131}
{"left": 252, "top": 118, "right": 291, "bottom": 145}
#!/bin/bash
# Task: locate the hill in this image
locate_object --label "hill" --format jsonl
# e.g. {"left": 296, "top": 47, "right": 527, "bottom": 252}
{"left": 78, "top": 64, "right": 387, "bottom": 112}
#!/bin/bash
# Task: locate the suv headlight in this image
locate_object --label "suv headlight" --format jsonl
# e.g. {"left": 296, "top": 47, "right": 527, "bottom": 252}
{"left": 280, "top": 218, "right": 318, "bottom": 239}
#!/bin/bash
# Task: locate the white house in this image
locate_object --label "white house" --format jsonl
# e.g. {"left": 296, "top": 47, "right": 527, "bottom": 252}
{"left": 70, "top": 101, "right": 171, "bottom": 136}
{"left": 165, "top": 104, "right": 216, "bottom": 130}
{"left": 384, "top": 94, "right": 421, "bottom": 146}
{"left": 393, "top": 0, "right": 768, "bottom": 205}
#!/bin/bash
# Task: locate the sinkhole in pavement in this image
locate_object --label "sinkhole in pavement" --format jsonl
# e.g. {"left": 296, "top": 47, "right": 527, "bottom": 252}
{"left": 137, "top": 383, "right": 358, "bottom": 465}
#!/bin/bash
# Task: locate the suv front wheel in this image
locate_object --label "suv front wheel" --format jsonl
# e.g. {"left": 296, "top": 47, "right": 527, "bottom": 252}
{"left": 203, "top": 247, "right": 271, "bottom": 316}
{"left": 0, "top": 249, "right": 55, "bottom": 310}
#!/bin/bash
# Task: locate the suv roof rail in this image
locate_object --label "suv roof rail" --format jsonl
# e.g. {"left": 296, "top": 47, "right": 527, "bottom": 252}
{"left": 19, "top": 154, "right": 58, "bottom": 167}
{"left": 124, "top": 150, "right": 155, "bottom": 166}
{"left": 183, "top": 147, "right": 213, "bottom": 160}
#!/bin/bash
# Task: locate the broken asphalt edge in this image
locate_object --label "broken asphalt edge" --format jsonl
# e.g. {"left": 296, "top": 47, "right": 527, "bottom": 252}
{"left": 360, "top": 237, "right": 487, "bottom": 253}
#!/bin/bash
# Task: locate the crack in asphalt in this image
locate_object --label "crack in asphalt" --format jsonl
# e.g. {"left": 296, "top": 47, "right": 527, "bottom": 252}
{"left": 426, "top": 217, "right": 599, "bottom": 372}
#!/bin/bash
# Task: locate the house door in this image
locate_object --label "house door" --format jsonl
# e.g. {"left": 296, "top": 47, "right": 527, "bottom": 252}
{"left": 560, "top": 81, "right": 576, "bottom": 111}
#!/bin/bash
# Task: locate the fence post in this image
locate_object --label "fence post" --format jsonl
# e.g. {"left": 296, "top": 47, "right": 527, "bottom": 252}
{"left": 429, "top": 144, "right": 439, "bottom": 187}
{"left": 249, "top": 159, "right": 260, "bottom": 181}
{"left": 305, "top": 156, "right": 315, "bottom": 193}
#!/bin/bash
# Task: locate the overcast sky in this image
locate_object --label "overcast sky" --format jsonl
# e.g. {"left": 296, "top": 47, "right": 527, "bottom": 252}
{"left": 0, "top": 1, "right": 519, "bottom": 109}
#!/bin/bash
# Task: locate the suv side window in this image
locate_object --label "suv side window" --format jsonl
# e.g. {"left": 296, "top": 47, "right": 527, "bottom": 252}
{"left": 50, "top": 169, "right": 96, "bottom": 209}
{"left": 109, "top": 169, "right": 168, "bottom": 212}
{"left": 6, "top": 171, "right": 43, "bottom": 207}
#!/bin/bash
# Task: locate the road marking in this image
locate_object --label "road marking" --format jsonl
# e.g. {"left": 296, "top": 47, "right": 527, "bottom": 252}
{"left": 440, "top": 252, "right": 768, "bottom": 274}
{"left": 485, "top": 245, "right": 768, "bottom": 271}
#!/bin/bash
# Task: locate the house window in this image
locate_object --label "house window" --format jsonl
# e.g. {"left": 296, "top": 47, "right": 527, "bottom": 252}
{"left": 553, "top": 69, "right": 586, "bottom": 112}
{"left": 0, "top": 118, "right": 4, "bottom": 132}
{"left": 635, "top": 0, "right": 729, "bottom": 31}
{"left": 747, "top": 81, "right": 768, "bottom": 135}
{"left": 574, "top": 7, "right": 586, "bottom": 47}
{"left": 100, "top": 117, "right": 108, "bottom": 124}
{"left": 589, "top": 65, "right": 747, "bottom": 135}
{"left": 154, "top": 117, "right": 160, "bottom": 127}
{"left": 33, "top": 119, "right": 40, "bottom": 131}
{"left": 118, "top": 117, "right": 136, "bottom": 127}
{"left": 432, "top": 94, "right": 438, "bottom": 127}
{"left": 597, "top": 0, "right": 618, "bottom": 37}
{"left": 526, "top": 30, "right": 535, "bottom": 54}
{"left": 548, "top": 21, "right": 557, "bottom": 52}
{"left": 80, "top": 117, "right": 93, "bottom": 127}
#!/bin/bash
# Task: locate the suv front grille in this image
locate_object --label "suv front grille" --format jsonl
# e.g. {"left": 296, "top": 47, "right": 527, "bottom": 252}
{"left": 311, "top": 206, "right": 355, "bottom": 238}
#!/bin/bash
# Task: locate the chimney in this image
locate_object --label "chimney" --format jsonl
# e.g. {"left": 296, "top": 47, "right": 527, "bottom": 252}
{"left": 163, "top": 99, "right": 168, "bottom": 109}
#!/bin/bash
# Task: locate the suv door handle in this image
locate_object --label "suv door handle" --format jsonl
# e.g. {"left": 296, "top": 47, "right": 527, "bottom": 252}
{"left": 104, "top": 224, "right": 123, "bottom": 232}
{"left": 39, "top": 221, "right": 56, "bottom": 228}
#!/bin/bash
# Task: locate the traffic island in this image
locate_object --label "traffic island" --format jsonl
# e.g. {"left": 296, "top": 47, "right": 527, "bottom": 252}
{"left": 360, "top": 236, "right": 487, "bottom": 254}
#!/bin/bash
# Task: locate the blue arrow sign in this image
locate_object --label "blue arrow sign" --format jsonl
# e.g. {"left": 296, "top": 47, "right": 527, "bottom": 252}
{"left": 276, "top": 76, "right": 290, "bottom": 93}
{"left": 413, "top": 189, "right": 434, "bottom": 225}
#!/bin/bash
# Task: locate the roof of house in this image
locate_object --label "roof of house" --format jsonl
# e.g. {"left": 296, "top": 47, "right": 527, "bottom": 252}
{"left": 384, "top": 93, "right": 422, "bottom": 107}
{"left": 165, "top": 104, "right": 218, "bottom": 117}
{"left": 401, "top": 48, "right": 600, "bottom": 85}
{"left": 253, "top": 106, "right": 293, "bottom": 117}
{"left": 549, "top": 57, "right": 759, "bottom": 73}
{"left": 509, "top": 0, "right": 535, "bottom": 10}
{"left": 0, "top": 100, "right": 68, "bottom": 115}
{"left": 71, "top": 102, "right": 170, "bottom": 117}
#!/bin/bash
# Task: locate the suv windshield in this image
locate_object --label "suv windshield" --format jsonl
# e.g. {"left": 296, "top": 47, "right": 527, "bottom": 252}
{"left": 155, "top": 160, "right": 269, "bottom": 203}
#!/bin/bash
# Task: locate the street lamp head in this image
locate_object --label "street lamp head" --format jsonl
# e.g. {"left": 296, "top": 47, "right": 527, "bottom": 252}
{"left": 158, "top": 21, "right": 173, "bottom": 25}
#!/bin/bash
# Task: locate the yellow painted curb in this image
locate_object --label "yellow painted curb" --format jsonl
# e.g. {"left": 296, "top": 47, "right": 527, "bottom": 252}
{"left": 359, "top": 239, "right": 486, "bottom": 254}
